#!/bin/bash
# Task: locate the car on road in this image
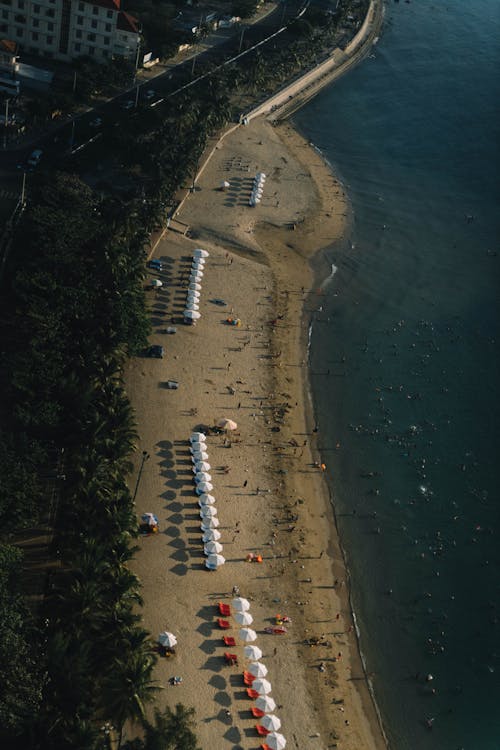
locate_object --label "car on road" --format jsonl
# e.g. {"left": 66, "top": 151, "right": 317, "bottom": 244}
{"left": 147, "top": 345, "right": 164, "bottom": 358}
{"left": 89, "top": 117, "right": 102, "bottom": 128}
{"left": 121, "top": 99, "right": 135, "bottom": 110}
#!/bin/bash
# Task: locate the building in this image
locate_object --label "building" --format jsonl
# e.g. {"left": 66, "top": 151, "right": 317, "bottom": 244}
{"left": 0, "top": 0, "right": 140, "bottom": 63}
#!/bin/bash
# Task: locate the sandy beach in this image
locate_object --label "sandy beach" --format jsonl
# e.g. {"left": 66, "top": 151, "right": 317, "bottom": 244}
{"left": 126, "top": 116, "right": 387, "bottom": 749}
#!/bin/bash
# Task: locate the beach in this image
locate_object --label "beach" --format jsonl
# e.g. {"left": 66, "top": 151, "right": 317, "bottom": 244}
{"left": 126, "top": 116, "right": 387, "bottom": 749}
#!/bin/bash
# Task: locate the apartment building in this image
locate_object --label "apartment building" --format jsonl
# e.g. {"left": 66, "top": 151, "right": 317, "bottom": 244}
{"left": 0, "top": 0, "right": 140, "bottom": 63}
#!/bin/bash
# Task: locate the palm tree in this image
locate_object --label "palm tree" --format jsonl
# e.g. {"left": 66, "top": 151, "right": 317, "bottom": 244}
{"left": 101, "top": 651, "right": 161, "bottom": 746}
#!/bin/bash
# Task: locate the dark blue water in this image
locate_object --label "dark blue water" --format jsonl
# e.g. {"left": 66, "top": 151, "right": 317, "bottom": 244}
{"left": 294, "top": 2, "right": 500, "bottom": 748}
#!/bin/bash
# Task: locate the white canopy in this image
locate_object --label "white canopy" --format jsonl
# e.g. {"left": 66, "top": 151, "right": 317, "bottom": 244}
{"left": 188, "top": 282, "right": 202, "bottom": 291}
{"left": 184, "top": 309, "right": 201, "bottom": 320}
{"left": 196, "top": 481, "right": 213, "bottom": 494}
{"left": 239, "top": 627, "right": 257, "bottom": 642}
{"left": 217, "top": 418, "right": 238, "bottom": 431}
{"left": 191, "top": 450, "right": 209, "bottom": 461}
{"left": 252, "top": 678, "right": 272, "bottom": 695}
{"left": 150, "top": 279, "right": 163, "bottom": 287}
{"left": 200, "top": 505, "right": 217, "bottom": 518}
{"left": 198, "top": 493, "right": 215, "bottom": 505}
{"left": 204, "top": 541, "right": 223, "bottom": 555}
{"left": 202, "top": 528, "right": 221, "bottom": 542}
{"left": 201, "top": 516, "right": 219, "bottom": 529}
{"left": 244, "top": 645, "right": 263, "bottom": 661}
{"left": 234, "top": 611, "right": 253, "bottom": 626}
{"left": 266, "top": 732, "right": 286, "bottom": 750}
{"left": 190, "top": 432, "right": 206, "bottom": 442}
{"left": 192, "top": 461, "right": 211, "bottom": 472}
{"left": 205, "top": 553, "right": 225, "bottom": 569}
{"left": 158, "top": 631, "right": 177, "bottom": 648}
{"left": 185, "top": 303, "right": 200, "bottom": 312}
{"left": 255, "top": 695, "right": 276, "bottom": 712}
{"left": 189, "top": 270, "right": 203, "bottom": 280}
{"left": 195, "top": 471, "right": 212, "bottom": 483}
{"left": 261, "top": 714, "right": 281, "bottom": 732}
{"left": 248, "top": 661, "right": 268, "bottom": 678}
{"left": 232, "top": 596, "right": 250, "bottom": 612}
{"left": 193, "top": 248, "right": 209, "bottom": 258}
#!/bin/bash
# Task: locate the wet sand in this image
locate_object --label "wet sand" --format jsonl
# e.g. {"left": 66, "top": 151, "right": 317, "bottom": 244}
{"left": 126, "top": 117, "right": 387, "bottom": 749}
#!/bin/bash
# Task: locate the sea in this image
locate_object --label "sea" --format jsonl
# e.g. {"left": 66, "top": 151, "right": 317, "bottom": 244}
{"left": 293, "top": 1, "right": 500, "bottom": 748}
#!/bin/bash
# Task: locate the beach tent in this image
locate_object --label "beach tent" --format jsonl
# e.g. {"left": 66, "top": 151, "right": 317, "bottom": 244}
{"left": 261, "top": 714, "right": 281, "bottom": 732}
{"left": 141, "top": 512, "right": 158, "bottom": 527}
{"left": 217, "top": 418, "right": 238, "bottom": 431}
{"left": 189, "top": 282, "right": 202, "bottom": 291}
{"left": 205, "top": 553, "right": 225, "bottom": 569}
{"left": 252, "top": 678, "right": 272, "bottom": 695}
{"left": 255, "top": 694, "right": 276, "bottom": 712}
{"left": 204, "top": 541, "right": 223, "bottom": 555}
{"left": 248, "top": 661, "right": 268, "bottom": 678}
{"left": 190, "top": 432, "right": 206, "bottom": 443}
{"left": 234, "top": 611, "right": 253, "bottom": 626}
{"left": 200, "top": 505, "right": 217, "bottom": 518}
{"left": 201, "top": 516, "right": 219, "bottom": 529}
{"left": 158, "top": 631, "right": 177, "bottom": 648}
{"left": 196, "top": 481, "right": 213, "bottom": 494}
{"left": 233, "top": 597, "right": 251, "bottom": 612}
{"left": 202, "top": 528, "right": 221, "bottom": 542}
{"left": 193, "top": 248, "right": 209, "bottom": 258}
{"left": 198, "top": 492, "right": 215, "bottom": 504}
{"left": 239, "top": 627, "right": 257, "bottom": 642}
{"left": 266, "top": 732, "right": 286, "bottom": 750}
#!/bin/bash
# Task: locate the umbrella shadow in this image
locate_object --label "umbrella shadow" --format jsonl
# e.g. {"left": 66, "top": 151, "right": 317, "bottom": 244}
{"left": 165, "top": 500, "right": 183, "bottom": 513}
{"left": 199, "top": 638, "right": 220, "bottom": 655}
{"left": 167, "top": 513, "right": 184, "bottom": 526}
{"left": 213, "top": 690, "right": 232, "bottom": 708}
{"left": 204, "top": 655, "right": 225, "bottom": 673}
{"left": 223, "top": 726, "right": 242, "bottom": 743}
{"left": 163, "top": 525, "right": 181, "bottom": 538}
{"left": 169, "top": 563, "right": 188, "bottom": 576}
{"left": 157, "top": 440, "right": 173, "bottom": 450}
{"left": 196, "top": 621, "right": 213, "bottom": 638}
{"left": 196, "top": 605, "right": 214, "bottom": 622}
{"left": 160, "top": 489, "right": 176, "bottom": 501}
{"left": 171, "top": 548, "right": 189, "bottom": 563}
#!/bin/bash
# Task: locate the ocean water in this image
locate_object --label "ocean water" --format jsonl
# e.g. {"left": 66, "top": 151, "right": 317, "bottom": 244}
{"left": 294, "top": 2, "right": 500, "bottom": 748}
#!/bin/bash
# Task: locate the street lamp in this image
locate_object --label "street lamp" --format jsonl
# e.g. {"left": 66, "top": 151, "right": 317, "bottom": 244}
{"left": 132, "top": 450, "right": 150, "bottom": 503}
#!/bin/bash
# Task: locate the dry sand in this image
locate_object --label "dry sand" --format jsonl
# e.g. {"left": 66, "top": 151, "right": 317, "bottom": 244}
{"left": 126, "top": 117, "right": 387, "bottom": 749}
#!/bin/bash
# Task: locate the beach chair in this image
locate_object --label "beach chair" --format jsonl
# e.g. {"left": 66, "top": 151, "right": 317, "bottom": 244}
{"left": 251, "top": 707, "right": 265, "bottom": 718}
{"left": 223, "top": 635, "right": 236, "bottom": 647}
{"left": 260, "top": 744, "right": 271, "bottom": 750}
{"left": 256, "top": 725, "right": 270, "bottom": 736}
{"left": 218, "top": 618, "right": 231, "bottom": 629}
{"left": 224, "top": 652, "right": 238, "bottom": 665}
{"left": 243, "top": 671, "right": 255, "bottom": 686}
{"left": 246, "top": 688, "right": 259, "bottom": 699}
{"left": 218, "top": 602, "right": 231, "bottom": 616}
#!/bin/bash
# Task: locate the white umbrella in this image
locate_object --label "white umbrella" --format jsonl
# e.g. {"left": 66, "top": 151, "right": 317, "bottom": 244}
{"left": 256, "top": 172, "right": 266, "bottom": 179}
{"left": 158, "top": 631, "right": 177, "bottom": 648}
{"left": 217, "top": 418, "right": 238, "bottom": 431}
{"left": 205, "top": 553, "right": 225, "bottom": 569}
{"left": 195, "top": 471, "right": 212, "bottom": 483}
{"left": 184, "top": 309, "right": 201, "bottom": 320}
{"left": 239, "top": 627, "right": 257, "bottom": 643}
{"left": 252, "top": 678, "right": 272, "bottom": 695}
{"left": 188, "top": 282, "right": 202, "bottom": 291}
{"left": 266, "top": 732, "right": 286, "bottom": 750}
{"left": 220, "top": 180, "right": 230, "bottom": 190}
{"left": 198, "top": 493, "right": 215, "bottom": 505}
{"left": 204, "top": 541, "right": 223, "bottom": 554}
{"left": 254, "top": 197, "right": 261, "bottom": 204}
{"left": 185, "top": 303, "right": 200, "bottom": 312}
{"left": 248, "top": 661, "right": 268, "bottom": 678}
{"left": 190, "top": 442, "right": 206, "bottom": 454}
{"left": 202, "top": 528, "right": 221, "bottom": 542}
{"left": 261, "top": 714, "right": 281, "bottom": 732}
{"left": 193, "top": 248, "right": 209, "bottom": 258}
{"left": 191, "top": 450, "right": 209, "bottom": 461}
{"left": 198, "top": 495, "right": 216, "bottom": 507}
{"left": 232, "top": 597, "right": 250, "bottom": 612}
{"left": 192, "top": 259, "right": 205, "bottom": 268}
{"left": 187, "top": 288, "right": 201, "bottom": 298}
{"left": 150, "top": 279, "right": 163, "bottom": 287}
{"left": 234, "top": 611, "right": 253, "bottom": 626}
{"left": 201, "top": 516, "right": 219, "bottom": 529}
{"left": 244, "top": 645, "right": 263, "bottom": 661}
{"left": 192, "top": 461, "right": 211, "bottom": 472}
{"left": 190, "top": 432, "right": 206, "bottom": 443}
{"left": 196, "top": 481, "right": 213, "bottom": 494}
{"left": 200, "top": 505, "right": 217, "bottom": 518}
{"left": 255, "top": 695, "right": 276, "bottom": 712}
{"left": 187, "top": 294, "right": 200, "bottom": 305}
{"left": 189, "top": 270, "right": 203, "bottom": 280}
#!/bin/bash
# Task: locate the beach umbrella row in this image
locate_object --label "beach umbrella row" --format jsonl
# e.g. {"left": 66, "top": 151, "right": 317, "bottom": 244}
{"left": 249, "top": 171, "right": 266, "bottom": 207}
{"left": 189, "top": 431, "right": 225, "bottom": 569}
{"left": 184, "top": 249, "right": 209, "bottom": 324}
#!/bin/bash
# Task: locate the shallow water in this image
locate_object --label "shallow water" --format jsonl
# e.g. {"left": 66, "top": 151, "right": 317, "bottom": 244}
{"left": 294, "top": 1, "right": 500, "bottom": 748}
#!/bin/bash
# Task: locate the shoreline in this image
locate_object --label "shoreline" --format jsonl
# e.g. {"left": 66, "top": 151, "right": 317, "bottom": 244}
{"left": 126, "top": 115, "right": 387, "bottom": 749}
